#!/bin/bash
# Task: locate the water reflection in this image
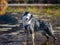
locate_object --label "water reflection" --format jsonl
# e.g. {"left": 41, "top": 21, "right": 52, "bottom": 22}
{"left": 41, "top": 40, "right": 56, "bottom": 45}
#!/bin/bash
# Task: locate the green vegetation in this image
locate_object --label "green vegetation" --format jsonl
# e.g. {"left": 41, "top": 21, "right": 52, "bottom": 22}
{"left": 6, "top": 6, "right": 60, "bottom": 16}
{"left": 5, "top": 6, "right": 60, "bottom": 27}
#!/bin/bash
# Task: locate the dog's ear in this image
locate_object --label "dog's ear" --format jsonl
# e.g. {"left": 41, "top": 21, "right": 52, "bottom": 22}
{"left": 24, "top": 12, "right": 29, "bottom": 16}
{"left": 31, "top": 15, "right": 33, "bottom": 17}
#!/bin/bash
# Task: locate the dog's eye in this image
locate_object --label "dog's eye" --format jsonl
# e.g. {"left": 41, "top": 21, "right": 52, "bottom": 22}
{"left": 26, "top": 18, "right": 28, "bottom": 20}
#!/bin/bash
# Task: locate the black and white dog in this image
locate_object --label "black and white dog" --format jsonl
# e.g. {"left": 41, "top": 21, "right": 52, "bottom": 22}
{"left": 22, "top": 12, "right": 56, "bottom": 42}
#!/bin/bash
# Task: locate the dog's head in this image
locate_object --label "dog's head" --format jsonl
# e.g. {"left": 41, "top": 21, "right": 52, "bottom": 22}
{"left": 24, "top": 12, "right": 33, "bottom": 21}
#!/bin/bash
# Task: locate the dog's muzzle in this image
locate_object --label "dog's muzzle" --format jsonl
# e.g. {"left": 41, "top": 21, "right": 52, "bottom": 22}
{"left": 26, "top": 18, "right": 28, "bottom": 21}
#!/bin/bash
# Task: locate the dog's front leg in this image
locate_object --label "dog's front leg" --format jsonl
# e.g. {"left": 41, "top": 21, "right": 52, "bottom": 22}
{"left": 32, "top": 30, "right": 35, "bottom": 45}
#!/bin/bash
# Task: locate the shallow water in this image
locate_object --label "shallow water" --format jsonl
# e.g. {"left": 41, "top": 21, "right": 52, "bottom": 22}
{"left": 0, "top": 33, "right": 60, "bottom": 45}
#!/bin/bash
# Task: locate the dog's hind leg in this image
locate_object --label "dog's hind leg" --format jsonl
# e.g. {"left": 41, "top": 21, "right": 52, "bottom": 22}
{"left": 44, "top": 27, "right": 56, "bottom": 41}
{"left": 41, "top": 31, "right": 49, "bottom": 41}
{"left": 48, "top": 23, "right": 56, "bottom": 41}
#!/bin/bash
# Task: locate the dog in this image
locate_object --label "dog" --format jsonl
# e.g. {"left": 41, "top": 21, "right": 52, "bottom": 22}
{"left": 22, "top": 12, "right": 56, "bottom": 41}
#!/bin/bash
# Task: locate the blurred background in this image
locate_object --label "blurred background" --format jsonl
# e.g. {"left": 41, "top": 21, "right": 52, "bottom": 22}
{"left": 0, "top": 0, "right": 60, "bottom": 45}
{"left": 8, "top": 0, "right": 60, "bottom": 4}
{"left": 0, "top": 0, "right": 60, "bottom": 29}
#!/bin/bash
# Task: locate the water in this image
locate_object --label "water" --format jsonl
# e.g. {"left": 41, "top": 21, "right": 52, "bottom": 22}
{"left": 0, "top": 33, "right": 60, "bottom": 45}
